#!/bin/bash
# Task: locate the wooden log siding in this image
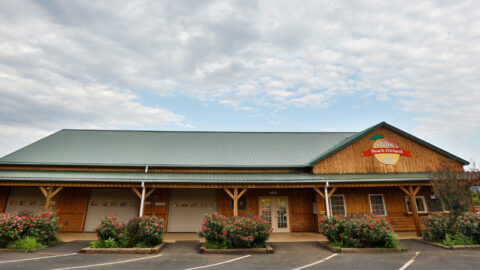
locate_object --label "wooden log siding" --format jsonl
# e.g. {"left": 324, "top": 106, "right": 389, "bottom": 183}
{"left": 313, "top": 127, "right": 464, "bottom": 174}
{"left": 142, "top": 189, "right": 169, "bottom": 231}
{"left": 0, "top": 187, "right": 9, "bottom": 212}
{"left": 55, "top": 188, "right": 90, "bottom": 232}
{"left": 218, "top": 188, "right": 318, "bottom": 232}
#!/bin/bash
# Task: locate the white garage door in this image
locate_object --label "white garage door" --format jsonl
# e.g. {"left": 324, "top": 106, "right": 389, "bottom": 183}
{"left": 84, "top": 188, "right": 138, "bottom": 232}
{"left": 5, "top": 187, "right": 47, "bottom": 214}
{"left": 167, "top": 189, "right": 218, "bottom": 232}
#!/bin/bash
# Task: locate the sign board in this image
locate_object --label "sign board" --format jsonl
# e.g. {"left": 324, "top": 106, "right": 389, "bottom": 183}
{"left": 362, "top": 135, "right": 411, "bottom": 165}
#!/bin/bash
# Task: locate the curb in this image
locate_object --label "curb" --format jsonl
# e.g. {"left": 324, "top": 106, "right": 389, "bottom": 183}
{"left": 414, "top": 239, "right": 480, "bottom": 250}
{"left": 80, "top": 243, "right": 166, "bottom": 254}
{"left": 199, "top": 243, "right": 274, "bottom": 254}
{"left": 317, "top": 241, "right": 406, "bottom": 253}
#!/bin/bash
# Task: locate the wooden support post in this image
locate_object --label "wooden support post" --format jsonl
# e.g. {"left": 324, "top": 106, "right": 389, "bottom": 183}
{"left": 224, "top": 188, "right": 248, "bottom": 217}
{"left": 400, "top": 186, "right": 422, "bottom": 237}
{"left": 40, "top": 187, "right": 63, "bottom": 211}
{"left": 313, "top": 187, "right": 324, "bottom": 199}
{"left": 328, "top": 188, "right": 337, "bottom": 198}
{"left": 133, "top": 187, "right": 157, "bottom": 217}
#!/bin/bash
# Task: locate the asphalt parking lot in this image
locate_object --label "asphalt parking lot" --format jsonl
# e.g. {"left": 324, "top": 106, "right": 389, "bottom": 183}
{"left": 0, "top": 240, "right": 478, "bottom": 270}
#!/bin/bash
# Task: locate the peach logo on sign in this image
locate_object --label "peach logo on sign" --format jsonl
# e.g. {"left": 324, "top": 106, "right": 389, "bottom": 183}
{"left": 362, "top": 135, "right": 411, "bottom": 165}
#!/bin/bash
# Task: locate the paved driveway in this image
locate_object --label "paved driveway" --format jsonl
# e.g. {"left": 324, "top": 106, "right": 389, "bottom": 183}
{"left": 0, "top": 240, "right": 478, "bottom": 270}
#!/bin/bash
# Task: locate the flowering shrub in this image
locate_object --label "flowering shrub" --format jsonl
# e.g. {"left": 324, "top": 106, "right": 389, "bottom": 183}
{"left": 423, "top": 213, "right": 480, "bottom": 244}
{"left": 95, "top": 214, "right": 122, "bottom": 241}
{"left": 319, "top": 214, "right": 400, "bottom": 248}
{"left": 0, "top": 211, "right": 58, "bottom": 248}
{"left": 198, "top": 213, "right": 272, "bottom": 249}
{"left": 422, "top": 214, "right": 451, "bottom": 242}
{"left": 126, "top": 216, "right": 165, "bottom": 247}
{"left": 92, "top": 215, "right": 164, "bottom": 248}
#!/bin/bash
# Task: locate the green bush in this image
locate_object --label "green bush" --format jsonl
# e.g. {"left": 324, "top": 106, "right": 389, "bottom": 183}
{"left": 442, "top": 234, "right": 476, "bottom": 246}
{"left": 7, "top": 236, "right": 44, "bottom": 251}
{"left": 319, "top": 214, "right": 400, "bottom": 248}
{"left": 422, "top": 213, "right": 480, "bottom": 244}
{"left": 0, "top": 211, "right": 59, "bottom": 248}
{"left": 91, "top": 215, "right": 164, "bottom": 248}
{"left": 198, "top": 213, "right": 273, "bottom": 249}
{"left": 95, "top": 214, "right": 122, "bottom": 241}
{"left": 454, "top": 213, "right": 480, "bottom": 243}
{"left": 422, "top": 214, "right": 452, "bottom": 242}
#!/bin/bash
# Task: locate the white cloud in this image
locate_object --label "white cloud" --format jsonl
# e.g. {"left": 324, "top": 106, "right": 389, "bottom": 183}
{"left": 0, "top": 0, "right": 479, "bottom": 156}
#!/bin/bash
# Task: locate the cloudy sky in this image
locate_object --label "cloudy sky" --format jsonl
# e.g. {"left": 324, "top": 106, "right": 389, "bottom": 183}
{"left": 0, "top": 0, "right": 479, "bottom": 167}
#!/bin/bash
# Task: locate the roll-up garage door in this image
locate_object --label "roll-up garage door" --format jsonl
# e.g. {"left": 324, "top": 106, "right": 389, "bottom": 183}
{"left": 167, "top": 189, "right": 218, "bottom": 232}
{"left": 5, "top": 187, "right": 47, "bottom": 214}
{"left": 83, "top": 188, "right": 138, "bottom": 232}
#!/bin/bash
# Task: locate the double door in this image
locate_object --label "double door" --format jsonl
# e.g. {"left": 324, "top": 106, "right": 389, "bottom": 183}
{"left": 259, "top": 197, "right": 290, "bottom": 232}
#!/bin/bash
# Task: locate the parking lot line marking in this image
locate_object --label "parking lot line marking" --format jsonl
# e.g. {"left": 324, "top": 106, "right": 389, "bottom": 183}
{"left": 50, "top": 254, "right": 163, "bottom": 270}
{"left": 0, "top": 253, "right": 78, "bottom": 264}
{"left": 398, "top": 251, "right": 421, "bottom": 270}
{"left": 291, "top": 253, "right": 338, "bottom": 270}
{"left": 184, "top": 254, "right": 251, "bottom": 270}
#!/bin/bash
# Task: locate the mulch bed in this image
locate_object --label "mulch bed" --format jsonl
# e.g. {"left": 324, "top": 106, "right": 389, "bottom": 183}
{"left": 318, "top": 241, "right": 406, "bottom": 253}
{"left": 199, "top": 243, "right": 274, "bottom": 254}
{"left": 414, "top": 239, "right": 480, "bottom": 249}
{"left": 80, "top": 243, "right": 165, "bottom": 254}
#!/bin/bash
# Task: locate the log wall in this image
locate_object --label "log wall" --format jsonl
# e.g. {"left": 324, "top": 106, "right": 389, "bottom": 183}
{"left": 218, "top": 188, "right": 317, "bottom": 232}
{"left": 313, "top": 127, "right": 464, "bottom": 174}
{"left": 0, "top": 187, "right": 9, "bottom": 212}
{"left": 55, "top": 188, "right": 90, "bottom": 232}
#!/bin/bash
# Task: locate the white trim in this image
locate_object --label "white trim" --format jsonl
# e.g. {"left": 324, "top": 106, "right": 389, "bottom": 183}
{"left": 292, "top": 254, "right": 338, "bottom": 270}
{"left": 368, "top": 194, "right": 387, "bottom": 216}
{"left": 329, "top": 195, "right": 346, "bottom": 216}
{"left": 185, "top": 255, "right": 251, "bottom": 270}
{"left": 404, "top": 196, "right": 428, "bottom": 213}
{"left": 259, "top": 196, "right": 290, "bottom": 232}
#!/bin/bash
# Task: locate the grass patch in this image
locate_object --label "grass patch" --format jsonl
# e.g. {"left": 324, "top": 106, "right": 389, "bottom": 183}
{"left": 7, "top": 236, "right": 44, "bottom": 251}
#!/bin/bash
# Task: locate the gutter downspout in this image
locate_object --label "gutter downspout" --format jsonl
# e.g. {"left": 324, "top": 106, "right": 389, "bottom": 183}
{"left": 139, "top": 166, "right": 148, "bottom": 217}
{"left": 324, "top": 181, "right": 330, "bottom": 218}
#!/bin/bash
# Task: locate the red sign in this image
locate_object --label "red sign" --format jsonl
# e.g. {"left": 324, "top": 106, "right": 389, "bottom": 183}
{"left": 362, "top": 147, "right": 411, "bottom": 157}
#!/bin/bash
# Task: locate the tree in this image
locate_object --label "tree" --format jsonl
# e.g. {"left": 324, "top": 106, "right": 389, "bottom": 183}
{"left": 430, "top": 163, "right": 479, "bottom": 219}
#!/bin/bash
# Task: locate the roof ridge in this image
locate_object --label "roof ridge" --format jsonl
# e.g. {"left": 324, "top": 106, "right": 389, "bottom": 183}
{"left": 60, "top": 129, "right": 358, "bottom": 134}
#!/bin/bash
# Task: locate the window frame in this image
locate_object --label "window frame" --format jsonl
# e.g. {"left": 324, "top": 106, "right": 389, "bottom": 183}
{"left": 368, "top": 194, "right": 387, "bottom": 216}
{"left": 329, "top": 194, "right": 347, "bottom": 216}
{"left": 404, "top": 196, "right": 428, "bottom": 213}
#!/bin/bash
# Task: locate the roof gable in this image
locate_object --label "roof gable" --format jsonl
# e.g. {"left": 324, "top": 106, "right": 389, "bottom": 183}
{"left": 312, "top": 122, "right": 468, "bottom": 174}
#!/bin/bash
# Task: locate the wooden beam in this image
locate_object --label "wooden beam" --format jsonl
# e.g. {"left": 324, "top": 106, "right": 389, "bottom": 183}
{"left": 412, "top": 186, "right": 421, "bottom": 196}
{"left": 145, "top": 188, "right": 157, "bottom": 198}
{"left": 408, "top": 186, "right": 422, "bottom": 237}
{"left": 233, "top": 188, "right": 239, "bottom": 217}
{"left": 51, "top": 187, "right": 63, "bottom": 198}
{"left": 238, "top": 188, "right": 248, "bottom": 199}
{"left": 224, "top": 188, "right": 235, "bottom": 199}
{"left": 132, "top": 188, "right": 142, "bottom": 199}
{"left": 313, "top": 187, "right": 325, "bottom": 199}
{"left": 328, "top": 188, "right": 337, "bottom": 198}
{"left": 39, "top": 186, "right": 48, "bottom": 197}
{"left": 399, "top": 186, "right": 410, "bottom": 196}
{"left": 44, "top": 187, "right": 53, "bottom": 211}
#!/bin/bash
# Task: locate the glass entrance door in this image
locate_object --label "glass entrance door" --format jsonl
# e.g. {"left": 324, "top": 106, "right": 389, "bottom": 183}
{"left": 259, "top": 197, "right": 290, "bottom": 232}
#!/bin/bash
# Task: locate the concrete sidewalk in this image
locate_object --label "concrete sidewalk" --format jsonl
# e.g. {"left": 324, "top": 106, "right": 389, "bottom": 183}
{"left": 58, "top": 231, "right": 419, "bottom": 243}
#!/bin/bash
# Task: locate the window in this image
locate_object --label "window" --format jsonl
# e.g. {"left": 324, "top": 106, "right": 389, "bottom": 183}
{"left": 405, "top": 196, "right": 428, "bottom": 213}
{"left": 330, "top": 195, "right": 346, "bottom": 216}
{"left": 369, "top": 194, "right": 386, "bottom": 216}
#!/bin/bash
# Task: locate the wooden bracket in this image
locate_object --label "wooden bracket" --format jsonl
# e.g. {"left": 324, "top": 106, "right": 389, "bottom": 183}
{"left": 328, "top": 188, "right": 337, "bottom": 198}
{"left": 313, "top": 187, "right": 325, "bottom": 199}
{"left": 224, "top": 188, "right": 248, "bottom": 216}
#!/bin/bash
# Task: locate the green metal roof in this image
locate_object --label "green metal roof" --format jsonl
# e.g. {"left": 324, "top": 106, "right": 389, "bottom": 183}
{"left": 0, "top": 122, "right": 468, "bottom": 168}
{"left": 0, "top": 170, "right": 430, "bottom": 184}
{"left": 0, "top": 130, "right": 356, "bottom": 168}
